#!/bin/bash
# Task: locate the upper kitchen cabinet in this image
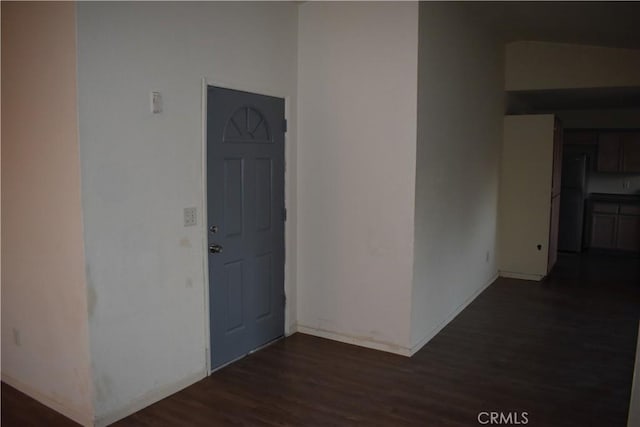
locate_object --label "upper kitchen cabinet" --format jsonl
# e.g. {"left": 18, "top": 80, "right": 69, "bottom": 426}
{"left": 499, "top": 114, "right": 561, "bottom": 281}
{"left": 621, "top": 132, "right": 640, "bottom": 172}
{"left": 596, "top": 131, "right": 640, "bottom": 173}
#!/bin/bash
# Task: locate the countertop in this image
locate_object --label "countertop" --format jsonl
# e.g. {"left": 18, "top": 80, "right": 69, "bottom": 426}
{"left": 588, "top": 193, "right": 640, "bottom": 204}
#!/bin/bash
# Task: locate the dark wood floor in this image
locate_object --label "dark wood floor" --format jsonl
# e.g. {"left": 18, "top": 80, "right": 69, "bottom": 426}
{"left": 1, "top": 382, "right": 83, "bottom": 427}
{"left": 3, "top": 252, "right": 639, "bottom": 426}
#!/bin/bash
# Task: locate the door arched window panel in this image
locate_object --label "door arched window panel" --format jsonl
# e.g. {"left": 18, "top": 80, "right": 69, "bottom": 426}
{"left": 223, "top": 106, "right": 271, "bottom": 143}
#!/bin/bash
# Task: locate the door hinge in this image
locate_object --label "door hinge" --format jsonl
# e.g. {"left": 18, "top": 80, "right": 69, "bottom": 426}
{"left": 282, "top": 207, "right": 287, "bottom": 222}
{"left": 283, "top": 119, "right": 288, "bottom": 133}
{"left": 283, "top": 294, "right": 287, "bottom": 307}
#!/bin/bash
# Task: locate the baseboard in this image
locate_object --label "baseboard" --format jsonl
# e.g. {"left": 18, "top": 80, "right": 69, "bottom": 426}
{"left": 499, "top": 270, "right": 544, "bottom": 281}
{"left": 409, "top": 272, "right": 499, "bottom": 356}
{"left": 295, "top": 325, "right": 411, "bottom": 356}
{"left": 1, "top": 373, "right": 94, "bottom": 426}
{"left": 286, "top": 322, "right": 297, "bottom": 337}
{"left": 95, "top": 370, "right": 206, "bottom": 427}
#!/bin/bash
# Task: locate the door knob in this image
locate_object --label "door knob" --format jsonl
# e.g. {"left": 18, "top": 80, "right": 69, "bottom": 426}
{"left": 209, "top": 244, "right": 223, "bottom": 254}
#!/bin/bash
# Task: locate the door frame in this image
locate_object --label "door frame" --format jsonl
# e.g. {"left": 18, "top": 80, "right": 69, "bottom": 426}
{"left": 200, "top": 77, "right": 293, "bottom": 374}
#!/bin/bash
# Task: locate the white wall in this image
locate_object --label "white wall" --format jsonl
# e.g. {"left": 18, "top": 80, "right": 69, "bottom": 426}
{"left": 296, "top": 2, "right": 419, "bottom": 354}
{"left": 499, "top": 115, "right": 555, "bottom": 279}
{"left": 76, "top": 2, "right": 299, "bottom": 424}
{"left": 1, "top": 3, "right": 94, "bottom": 425}
{"left": 506, "top": 41, "right": 640, "bottom": 90}
{"left": 411, "top": 2, "right": 504, "bottom": 351}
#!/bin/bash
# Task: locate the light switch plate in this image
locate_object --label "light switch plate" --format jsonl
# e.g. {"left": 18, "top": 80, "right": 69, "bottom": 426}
{"left": 184, "top": 207, "right": 197, "bottom": 226}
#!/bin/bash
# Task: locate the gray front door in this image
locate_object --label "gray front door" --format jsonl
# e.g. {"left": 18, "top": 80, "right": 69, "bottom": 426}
{"left": 207, "top": 86, "right": 285, "bottom": 369}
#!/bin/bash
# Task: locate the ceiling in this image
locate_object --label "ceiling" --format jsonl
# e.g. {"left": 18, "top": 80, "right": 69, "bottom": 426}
{"left": 466, "top": 2, "right": 640, "bottom": 113}
{"left": 466, "top": 1, "right": 640, "bottom": 50}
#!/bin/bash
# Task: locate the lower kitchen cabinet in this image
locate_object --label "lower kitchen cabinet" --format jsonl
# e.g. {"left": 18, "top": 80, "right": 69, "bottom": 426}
{"left": 591, "top": 213, "right": 618, "bottom": 249}
{"left": 588, "top": 200, "right": 640, "bottom": 252}
{"left": 617, "top": 215, "right": 640, "bottom": 251}
{"left": 622, "top": 132, "right": 640, "bottom": 172}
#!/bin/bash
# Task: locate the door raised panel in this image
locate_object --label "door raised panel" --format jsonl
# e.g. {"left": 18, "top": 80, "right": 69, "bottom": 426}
{"left": 255, "top": 158, "right": 273, "bottom": 232}
{"left": 224, "top": 158, "right": 244, "bottom": 237}
{"left": 254, "top": 253, "right": 273, "bottom": 321}
{"left": 224, "top": 260, "right": 245, "bottom": 334}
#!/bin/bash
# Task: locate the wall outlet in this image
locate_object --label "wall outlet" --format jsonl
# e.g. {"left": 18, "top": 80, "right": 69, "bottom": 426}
{"left": 485, "top": 250, "right": 490, "bottom": 263}
{"left": 184, "top": 207, "right": 197, "bottom": 226}
{"left": 12, "top": 328, "right": 21, "bottom": 346}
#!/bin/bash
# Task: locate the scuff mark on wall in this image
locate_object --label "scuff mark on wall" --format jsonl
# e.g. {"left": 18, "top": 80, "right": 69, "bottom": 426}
{"left": 86, "top": 264, "right": 97, "bottom": 319}
{"left": 94, "top": 374, "right": 113, "bottom": 405}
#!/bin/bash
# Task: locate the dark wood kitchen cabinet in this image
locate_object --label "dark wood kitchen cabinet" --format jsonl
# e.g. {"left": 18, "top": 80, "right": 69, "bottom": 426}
{"left": 617, "top": 204, "right": 640, "bottom": 251}
{"left": 596, "top": 131, "right": 640, "bottom": 173}
{"left": 591, "top": 213, "right": 618, "bottom": 249}
{"left": 621, "top": 132, "right": 640, "bottom": 172}
{"left": 617, "top": 215, "right": 640, "bottom": 251}
{"left": 588, "top": 200, "right": 640, "bottom": 252}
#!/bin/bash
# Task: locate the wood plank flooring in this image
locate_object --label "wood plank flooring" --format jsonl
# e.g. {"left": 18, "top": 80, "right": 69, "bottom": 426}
{"left": 3, "top": 252, "right": 639, "bottom": 426}
{"left": 1, "top": 382, "right": 82, "bottom": 427}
